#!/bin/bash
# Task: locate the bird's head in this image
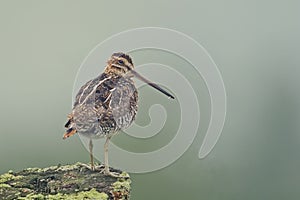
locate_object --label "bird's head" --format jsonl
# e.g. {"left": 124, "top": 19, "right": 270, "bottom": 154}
{"left": 105, "top": 52, "right": 134, "bottom": 76}
{"left": 105, "top": 52, "right": 175, "bottom": 99}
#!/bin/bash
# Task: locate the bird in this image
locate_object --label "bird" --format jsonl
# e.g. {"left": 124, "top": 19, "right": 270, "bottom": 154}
{"left": 63, "top": 52, "right": 174, "bottom": 176}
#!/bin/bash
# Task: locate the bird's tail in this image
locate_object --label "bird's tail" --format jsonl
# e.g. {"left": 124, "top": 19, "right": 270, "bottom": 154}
{"left": 63, "top": 114, "right": 77, "bottom": 139}
{"left": 63, "top": 127, "right": 77, "bottom": 139}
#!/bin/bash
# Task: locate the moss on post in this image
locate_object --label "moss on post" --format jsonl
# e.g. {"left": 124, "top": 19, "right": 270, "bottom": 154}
{"left": 0, "top": 163, "right": 131, "bottom": 200}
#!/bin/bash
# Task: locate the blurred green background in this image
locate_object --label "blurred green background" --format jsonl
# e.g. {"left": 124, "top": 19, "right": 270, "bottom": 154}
{"left": 1, "top": 1, "right": 300, "bottom": 199}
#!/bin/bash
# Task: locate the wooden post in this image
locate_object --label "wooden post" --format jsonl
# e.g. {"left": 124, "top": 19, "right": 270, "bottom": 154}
{"left": 0, "top": 163, "right": 131, "bottom": 200}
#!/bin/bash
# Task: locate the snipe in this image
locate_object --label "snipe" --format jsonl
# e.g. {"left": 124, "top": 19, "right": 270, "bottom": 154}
{"left": 63, "top": 52, "right": 174, "bottom": 176}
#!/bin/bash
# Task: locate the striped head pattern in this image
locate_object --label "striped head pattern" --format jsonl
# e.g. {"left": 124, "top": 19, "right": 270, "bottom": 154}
{"left": 105, "top": 52, "right": 134, "bottom": 76}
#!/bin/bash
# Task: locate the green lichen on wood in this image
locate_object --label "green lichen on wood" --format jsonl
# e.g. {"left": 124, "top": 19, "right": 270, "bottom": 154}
{"left": 0, "top": 172, "right": 22, "bottom": 183}
{"left": 0, "top": 184, "right": 11, "bottom": 188}
{"left": 110, "top": 172, "right": 131, "bottom": 200}
{"left": 0, "top": 163, "right": 131, "bottom": 200}
{"left": 18, "top": 188, "right": 108, "bottom": 200}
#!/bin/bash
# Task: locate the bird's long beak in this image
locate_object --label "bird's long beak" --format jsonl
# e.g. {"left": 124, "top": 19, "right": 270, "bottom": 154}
{"left": 130, "top": 70, "right": 175, "bottom": 99}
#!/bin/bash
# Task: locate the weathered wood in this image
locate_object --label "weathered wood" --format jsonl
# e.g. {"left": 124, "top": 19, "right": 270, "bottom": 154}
{"left": 0, "top": 163, "right": 131, "bottom": 200}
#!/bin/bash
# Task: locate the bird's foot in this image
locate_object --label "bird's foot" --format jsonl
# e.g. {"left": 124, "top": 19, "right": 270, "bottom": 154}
{"left": 104, "top": 170, "right": 121, "bottom": 177}
{"left": 78, "top": 163, "right": 94, "bottom": 171}
{"left": 78, "top": 163, "right": 125, "bottom": 177}
{"left": 94, "top": 164, "right": 105, "bottom": 171}
{"left": 78, "top": 163, "right": 104, "bottom": 172}
{"left": 100, "top": 167, "right": 121, "bottom": 177}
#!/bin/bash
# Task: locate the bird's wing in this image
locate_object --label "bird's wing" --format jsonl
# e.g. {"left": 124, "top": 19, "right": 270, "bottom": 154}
{"left": 108, "top": 78, "right": 138, "bottom": 128}
{"left": 73, "top": 73, "right": 108, "bottom": 107}
{"left": 72, "top": 74, "right": 138, "bottom": 132}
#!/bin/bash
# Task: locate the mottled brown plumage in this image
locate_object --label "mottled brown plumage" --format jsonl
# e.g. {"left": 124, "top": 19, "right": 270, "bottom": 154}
{"left": 63, "top": 52, "right": 174, "bottom": 176}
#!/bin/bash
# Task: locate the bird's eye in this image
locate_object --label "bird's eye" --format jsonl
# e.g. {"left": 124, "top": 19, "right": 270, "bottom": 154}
{"left": 118, "top": 60, "right": 124, "bottom": 65}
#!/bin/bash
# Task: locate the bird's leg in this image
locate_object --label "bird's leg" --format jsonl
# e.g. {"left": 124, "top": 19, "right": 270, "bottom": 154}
{"left": 78, "top": 139, "right": 96, "bottom": 171}
{"left": 104, "top": 136, "right": 110, "bottom": 174}
{"left": 78, "top": 139, "right": 105, "bottom": 171}
{"left": 89, "top": 139, "right": 95, "bottom": 171}
{"left": 103, "top": 136, "right": 119, "bottom": 177}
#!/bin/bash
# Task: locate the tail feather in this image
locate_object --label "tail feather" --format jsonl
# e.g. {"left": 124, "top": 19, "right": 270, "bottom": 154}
{"left": 63, "top": 113, "right": 76, "bottom": 139}
{"left": 63, "top": 128, "right": 77, "bottom": 139}
{"left": 64, "top": 119, "right": 71, "bottom": 128}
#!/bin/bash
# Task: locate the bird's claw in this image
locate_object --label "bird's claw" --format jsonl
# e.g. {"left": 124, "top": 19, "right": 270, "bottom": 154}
{"left": 103, "top": 170, "right": 121, "bottom": 177}
{"left": 78, "top": 163, "right": 94, "bottom": 171}
{"left": 78, "top": 163, "right": 104, "bottom": 172}
{"left": 97, "top": 167, "right": 121, "bottom": 177}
